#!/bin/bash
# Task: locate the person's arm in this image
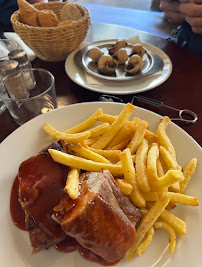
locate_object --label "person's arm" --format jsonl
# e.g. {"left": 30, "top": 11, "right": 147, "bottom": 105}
{"left": 179, "top": 0, "right": 202, "bottom": 34}
{"left": 160, "top": 0, "right": 185, "bottom": 23}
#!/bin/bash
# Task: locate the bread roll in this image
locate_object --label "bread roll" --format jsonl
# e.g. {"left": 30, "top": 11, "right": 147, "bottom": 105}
{"left": 17, "top": 0, "right": 39, "bottom": 26}
{"left": 57, "top": 20, "right": 73, "bottom": 27}
{"left": 37, "top": 9, "right": 59, "bottom": 27}
{"left": 61, "top": 3, "right": 82, "bottom": 21}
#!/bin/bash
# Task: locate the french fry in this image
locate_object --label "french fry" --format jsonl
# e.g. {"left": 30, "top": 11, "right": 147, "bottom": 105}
{"left": 109, "top": 138, "right": 131, "bottom": 151}
{"left": 115, "top": 178, "right": 133, "bottom": 195}
{"left": 135, "top": 139, "right": 150, "bottom": 193}
{"left": 156, "top": 158, "right": 164, "bottom": 178}
{"left": 119, "top": 148, "right": 135, "bottom": 185}
{"left": 43, "top": 123, "right": 90, "bottom": 143}
{"left": 64, "top": 168, "right": 80, "bottom": 200}
{"left": 91, "top": 103, "right": 135, "bottom": 149}
{"left": 142, "top": 192, "right": 159, "bottom": 202}
{"left": 157, "top": 170, "right": 184, "bottom": 191}
{"left": 64, "top": 108, "right": 103, "bottom": 134}
{"left": 165, "top": 202, "right": 177, "bottom": 210}
{"left": 48, "top": 149, "right": 123, "bottom": 176}
{"left": 115, "top": 154, "right": 136, "bottom": 165}
{"left": 129, "top": 117, "right": 157, "bottom": 143}
{"left": 126, "top": 193, "right": 171, "bottom": 260}
{"left": 129, "top": 117, "right": 141, "bottom": 128}
{"left": 87, "top": 147, "right": 121, "bottom": 163}
{"left": 97, "top": 113, "right": 157, "bottom": 143}
{"left": 120, "top": 148, "right": 145, "bottom": 208}
{"left": 167, "top": 192, "right": 198, "bottom": 206}
{"left": 170, "top": 182, "right": 181, "bottom": 193}
{"left": 157, "top": 116, "right": 176, "bottom": 160}
{"left": 106, "top": 124, "right": 133, "bottom": 149}
{"left": 127, "top": 120, "right": 148, "bottom": 154}
{"left": 85, "top": 136, "right": 99, "bottom": 146}
{"left": 67, "top": 143, "right": 111, "bottom": 164}
{"left": 159, "top": 146, "right": 182, "bottom": 192}
{"left": 160, "top": 209, "right": 186, "bottom": 236}
{"left": 147, "top": 143, "right": 159, "bottom": 189}
{"left": 136, "top": 227, "right": 155, "bottom": 256}
{"left": 141, "top": 208, "right": 148, "bottom": 216}
{"left": 97, "top": 114, "right": 117, "bottom": 124}
{"left": 144, "top": 129, "right": 157, "bottom": 143}
{"left": 159, "top": 146, "right": 181, "bottom": 171}
{"left": 154, "top": 221, "right": 176, "bottom": 253}
{"left": 179, "top": 158, "right": 197, "bottom": 193}
{"left": 88, "top": 123, "right": 110, "bottom": 138}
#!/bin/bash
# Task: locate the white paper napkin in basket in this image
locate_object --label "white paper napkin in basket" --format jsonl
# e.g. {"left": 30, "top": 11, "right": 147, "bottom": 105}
{"left": 82, "top": 36, "right": 162, "bottom": 85}
{"left": 4, "top": 32, "right": 37, "bottom": 61}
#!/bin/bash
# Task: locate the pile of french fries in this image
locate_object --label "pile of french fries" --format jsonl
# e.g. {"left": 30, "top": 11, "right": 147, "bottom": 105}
{"left": 43, "top": 103, "right": 198, "bottom": 260}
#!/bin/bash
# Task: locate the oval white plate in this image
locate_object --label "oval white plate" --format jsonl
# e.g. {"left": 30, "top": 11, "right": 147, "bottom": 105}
{"left": 65, "top": 41, "right": 172, "bottom": 95}
{"left": 0, "top": 102, "right": 201, "bottom": 267}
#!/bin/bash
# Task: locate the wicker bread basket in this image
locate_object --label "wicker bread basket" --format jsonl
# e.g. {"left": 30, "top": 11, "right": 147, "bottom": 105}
{"left": 11, "top": 2, "right": 90, "bottom": 62}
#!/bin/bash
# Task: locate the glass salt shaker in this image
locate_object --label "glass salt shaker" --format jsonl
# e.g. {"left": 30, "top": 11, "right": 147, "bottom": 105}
{"left": 0, "top": 59, "right": 18, "bottom": 98}
{"left": 0, "top": 60, "right": 19, "bottom": 113}
{"left": 8, "top": 49, "right": 36, "bottom": 90}
{"left": 0, "top": 60, "right": 30, "bottom": 99}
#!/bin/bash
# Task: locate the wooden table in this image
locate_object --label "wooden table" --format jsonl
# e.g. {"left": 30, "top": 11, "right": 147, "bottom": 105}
{"left": 0, "top": 4, "right": 201, "bottom": 146}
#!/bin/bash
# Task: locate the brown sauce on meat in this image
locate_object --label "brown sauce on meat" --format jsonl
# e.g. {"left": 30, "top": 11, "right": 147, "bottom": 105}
{"left": 55, "top": 236, "right": 120, "bottom": 266}
{"left": 18, "top": 155, "right": 67, "bottom": 239}
{"left": 10, "top": 179, "right": 120, "bottom": 266}
{"left": 10, "top": 153, "right": 121, "bottom": 266}
{"left": 10, "top": 175, "right": 26, "bottom": 230}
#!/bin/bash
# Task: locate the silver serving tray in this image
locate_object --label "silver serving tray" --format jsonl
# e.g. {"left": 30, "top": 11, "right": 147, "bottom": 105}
{"left": 74, "top": 39, "right": 164, "bottom": 81}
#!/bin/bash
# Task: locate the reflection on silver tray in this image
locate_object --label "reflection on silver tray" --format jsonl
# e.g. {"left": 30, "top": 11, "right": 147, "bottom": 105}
{"left": 74, "top": 39, "right": 164, "bottom": 81}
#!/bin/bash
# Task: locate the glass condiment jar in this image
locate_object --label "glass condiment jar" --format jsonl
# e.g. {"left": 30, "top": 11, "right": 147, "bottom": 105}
{"left": 0, "top": 60, "right": 30, "bottom": 99}
{"left": 8, "top": 49, "right": 36, "bottom": 90}
{"left": 0, "top": 60, "right": 19, "bottom": 112}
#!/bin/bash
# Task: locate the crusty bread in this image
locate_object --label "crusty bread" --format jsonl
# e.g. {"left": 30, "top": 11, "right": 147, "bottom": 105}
{"left": 37, "top": 9, "right": 59, "bottom": 27}
{"left": 17, "top": 0, "right": 39, "bottom": 26}
{"left": 57, "top": 20, "right": 73, "bottom": 27}
{"left": 61, "top": 3, "right": 82, "bottom": 22}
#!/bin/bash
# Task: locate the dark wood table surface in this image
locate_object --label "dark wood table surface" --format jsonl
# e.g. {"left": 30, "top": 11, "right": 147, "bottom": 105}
{"left": 0, "top": 4, "right": 201, "bottom": 146}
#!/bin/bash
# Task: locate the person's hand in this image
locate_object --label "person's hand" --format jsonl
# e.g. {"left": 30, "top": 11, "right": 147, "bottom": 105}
{"left": 160, "top": 0, "right": 185, "bottom": 24}
{"left": 179, "top": 0, "right": 202, "bottom": 34}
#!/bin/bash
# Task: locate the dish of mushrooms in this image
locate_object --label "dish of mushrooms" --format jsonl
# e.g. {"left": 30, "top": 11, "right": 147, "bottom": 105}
{"left": 88, "top": 40, "right": 146, "bottom": 76}
{"left": 75, "top": 39, "right": 164, "bottom": 81}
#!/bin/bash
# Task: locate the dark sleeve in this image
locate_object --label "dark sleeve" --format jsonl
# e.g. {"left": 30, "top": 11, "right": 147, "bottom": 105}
{"left": 0, "top": 0, "right": 18, "bottom": 28}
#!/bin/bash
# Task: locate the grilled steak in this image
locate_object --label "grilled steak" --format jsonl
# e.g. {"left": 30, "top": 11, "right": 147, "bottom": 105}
{"left": 18, "top": 140, "right": 68, "bottom": 253}
{"left": 53, "top": 170, "right": 141, "bottom": 262}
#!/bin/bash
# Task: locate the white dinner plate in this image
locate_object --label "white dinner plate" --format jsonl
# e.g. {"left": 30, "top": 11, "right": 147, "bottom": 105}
{"left": 65, "top": 41, "right": 172, "bottom": 95}
{"left": 0, "top": 102, "right": 201, "bottom": 267}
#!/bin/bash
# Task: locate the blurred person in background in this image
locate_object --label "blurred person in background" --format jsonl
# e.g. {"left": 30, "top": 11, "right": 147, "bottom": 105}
{"left": 0, "top": 0, "right": 47, "bottom": 28}
{"left": 160, "top": 0, "right": 202, "bottom": 57}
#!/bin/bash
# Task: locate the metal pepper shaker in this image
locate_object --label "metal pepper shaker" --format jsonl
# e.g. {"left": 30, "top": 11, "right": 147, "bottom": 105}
{"left": 8, "top": 49, "right": 36, "bottom": 90}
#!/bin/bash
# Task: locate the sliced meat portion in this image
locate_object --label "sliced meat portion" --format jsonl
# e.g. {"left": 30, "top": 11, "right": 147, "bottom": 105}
{"left": 102, "top": 170, "right": 142, "bottom": 224}
{"left": 18, "top": 140, "right": 67, "bottom": 253}
{"left": 53, "top": 170, "right": 141, "bottom": 262}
